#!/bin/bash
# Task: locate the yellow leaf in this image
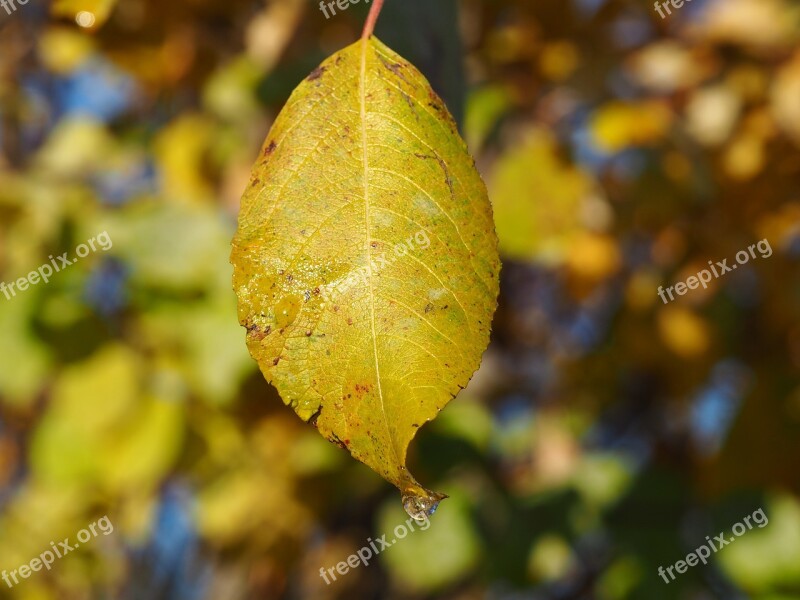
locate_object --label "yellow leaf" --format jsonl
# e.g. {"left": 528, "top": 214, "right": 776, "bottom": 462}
{"left": 692, "top": 0, "right": 800, "bottom": 52}
{"left": 539, "top": 41, "right": 579, "bottom": 82}
{"left": 231, "top": 37, "right": 500, "bottom": 519}
{"left": 38, "top": 27, "right": 95, "bottom": 74}
{"left": 685, "top": 85, "right": 742, "bottom": 146}
{"left": 245, "top": 0, "right": 306, "bottom": 72}
{"left": 657, "top": 307, "right": 711, "bottom": 358}
{"left": 723, "top": 132, "right": 766, "bottom": 180}
{"left": 153, "top": 115, "right": 215, "bottom": 203}
{"left": 29, "top": 346, "right": 184, "bottom": 494}
{"left": 35, "top": 117, "right": 113, "bottom": 176}
{"left": 565, "top": 232, "right": 621, "bottom": 283}
{"left": 772, "top": 51, "right": 800, "bottom": 146}
{"left": 590, "top": 101, "right": 672, "bottom": 153}
{"left": 626, "top": 41, "right": 715, "bottom": 93}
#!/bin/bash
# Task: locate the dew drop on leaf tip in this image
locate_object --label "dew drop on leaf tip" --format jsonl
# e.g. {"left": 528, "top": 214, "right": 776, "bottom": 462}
{"left": 402, "top": 487, "right": 448, "bottom": 522}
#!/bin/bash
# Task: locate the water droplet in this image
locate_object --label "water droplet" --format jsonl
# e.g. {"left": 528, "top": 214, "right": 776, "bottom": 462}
{"left": 274, "top": 295, "right": 301, "bottom": 328}
{"left": 402, "top": 485, "right": 447, "bottom": 522}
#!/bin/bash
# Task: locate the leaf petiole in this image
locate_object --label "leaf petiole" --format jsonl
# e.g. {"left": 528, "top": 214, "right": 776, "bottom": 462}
{"left": 361, "top": 0, "right": 385, "bottom": 40}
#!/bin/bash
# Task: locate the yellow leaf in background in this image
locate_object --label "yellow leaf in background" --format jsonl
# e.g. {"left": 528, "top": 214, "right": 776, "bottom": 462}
{"left": 464, "top": 84, "right": 513, "bottom": 150}
{"left": 686, "top": 85, "right": 742, "bottom": 146}
{"left": 691, "top": 0, "right": 800, "bottom": 53}
{"left": 565, "top": 233, "right": 621, "bottom": 283}
{"left": 590, "top": 101, "right": 672, "bottom": 153}
{"left": 771, "top": 51, "right": 800, "bottom": 146}
{"left": 101, "top": 202, "right": 231, "bottom": 291}
{"left": 539, "top": 41, "right": 579, "bottom": 82}
{"left": 528, "top": 534, "right": 574, "bottom": 581}
{"left": 99, "top": 396, "right": 184, "bottom": 493}
{"left": 245, "top": 0, "right": 307, "bottom": 72}
{"left": 625, "top": 270, "right": 662, "bottom": 311}
{"left": 203, "top": 56, "right": 264, "bottom": 122}
{"left": 29, "top": 346, "right": 184, "bottom": 494}
{"left": 154, "top": 115, "right": 215, "bottom": 204}
{"left": 757, "top": 202, "right": 800, "bottom": 250}
{"left": 723, "top": 132, "right": 765, "bottom": 180}
{"left": 46, "top": 345, "right": 140, "bottom": 433}
{"left": 0, "top": 293, "right": 52, "bottom": 408}
{"left": 657, "top": 307, "right": 711, "bottom": 358}
{"left": 0, "top": 484, "right": 86, "bottom": 573}
{"left": 197, "top": 469, "right": 311, "bottom": 547}
{"left": 231, "top": 37, "right": 500, "bottom": 519}
{"left": 727, "top": 65, "right": 769, "bottom": 103}
{"left": 38, "top": 27, "right": 95, "bottom": 74}
{"left": 489, "top": 129, "right": 609, "bottom": 264}
{"left": 486, "top": 21, "right": 540, "bottom": 64}
{"left": 626, "top": 41, "right": 714, "bottom": 93}
{"left": 717, "top": 494, "right": 800, "bottom": 590}
{"left": 35, "top": 118, "right": 114, "bottom": 177}
{"left": 195, "top": 414, "right": 313, "bottom": 547}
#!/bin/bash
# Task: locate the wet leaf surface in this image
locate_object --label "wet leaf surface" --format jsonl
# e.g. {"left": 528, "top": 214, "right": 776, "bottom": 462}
{"left": 231, "top": 36, "right": 500, "bottom": 517}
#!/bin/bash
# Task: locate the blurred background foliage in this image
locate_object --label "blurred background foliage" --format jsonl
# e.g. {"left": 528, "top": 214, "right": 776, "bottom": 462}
{"left": 0, "top": 0, "right": 799, "bottom": 598}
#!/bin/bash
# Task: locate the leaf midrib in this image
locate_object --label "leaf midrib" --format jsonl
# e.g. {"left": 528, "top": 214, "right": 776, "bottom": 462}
{"left": 360, "top": 38, "right": 401, "bottom": 473}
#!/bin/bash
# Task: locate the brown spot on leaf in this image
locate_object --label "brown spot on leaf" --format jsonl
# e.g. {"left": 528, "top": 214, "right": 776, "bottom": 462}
{"left": 246, "top": 322, "right": 270, "bottom": 341}
{"left": 401, "top": 91, "right": 415, "bottom": 111}
{"left": 354, "top": 383, "right": 373, "bottom": 395}
{"left": 307, "top": 66, "right": 326, "bottom": 81}
{"left": 308, "top": 406, "right": 322, "bottom": 427}
{"left": 264, "top": 141, "right": 276, "bottom": 156}
{"left": 378, "top": 55, "right": 410, "bottom": 85}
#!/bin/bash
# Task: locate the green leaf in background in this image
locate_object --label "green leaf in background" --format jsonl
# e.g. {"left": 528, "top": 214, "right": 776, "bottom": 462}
{"left": 489, "top": 128, "right": 609, "bottom": 264}
{"left": 377, "top": 486, "right": 480, "bottom": 592}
